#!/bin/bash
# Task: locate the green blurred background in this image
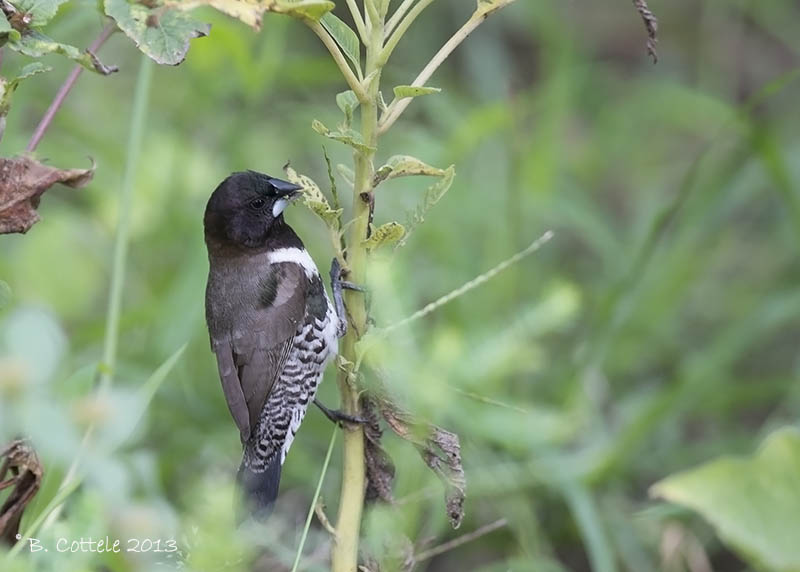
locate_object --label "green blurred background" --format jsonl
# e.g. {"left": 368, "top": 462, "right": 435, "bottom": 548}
{"left": 2, "top": 0, "right": 800, "bottom": 570}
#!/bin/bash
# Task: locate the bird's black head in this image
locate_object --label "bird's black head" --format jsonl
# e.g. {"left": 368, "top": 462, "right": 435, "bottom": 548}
{"left": 204, "top": 171, "right": 302, "bottom": 249}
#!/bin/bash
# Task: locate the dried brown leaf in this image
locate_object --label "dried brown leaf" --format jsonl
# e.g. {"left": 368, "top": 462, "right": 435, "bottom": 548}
{"left": 0, "top": 156, "right": 94, "bottom": 234}
{"left": 632, "top": 0, "right": 658, "bottom": 63}
{"left": 361, "top": 395, "right": 395, "bottom": 504}
{"left": 0, "top": 438, "right": 43, "bottom": 545}
{"left": 378, "top": 397, "right": 466, "bottom": 529}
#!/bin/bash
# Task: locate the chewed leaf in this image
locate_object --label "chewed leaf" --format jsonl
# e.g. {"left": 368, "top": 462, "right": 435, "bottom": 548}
{"left": 307, "top": 199, "right": 342, "bottom": 226}
{"left": 283, "top": 165, "right": 342, "bottom": 228}
{"left": 363, "top": 222, "right": 405, "bottom": 250}
{"left": 16, "top": 62, "right": 51, "bottom": 80}
{"left": 393, "top": 85, "right": 441, "bottom": 99}
{"left": 283, "top": 165, "right": 326, "bottom": 204}
{"left": 10, "top": 31, "right": 118, "bottom": 74}
{"left": 169, "top": 0, "right": 332, "bottom": 28}
{"left": 105, "top": 0, "right": 209, "bottom": 65}
{"left": 373, "top": 155, "right": 447, "bottom": 187}
{"left": 312, "top": 119, "right": 375, "bottom": 153}
{"left": 321, "top": 13, "right": 360, "bottom": 70}
{"left": 12, "top": 0, "right": 69, "bottom": 26}
{"left": 171, "top": 0, "right": 266, "bottom": 29}
{"left": 0, "top": 156, "right": 94, "bottom": 234}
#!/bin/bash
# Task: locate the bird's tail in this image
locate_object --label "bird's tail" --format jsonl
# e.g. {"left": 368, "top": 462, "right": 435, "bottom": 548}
{"left": 236, "top": 453, "right": 281, "bottom": 520}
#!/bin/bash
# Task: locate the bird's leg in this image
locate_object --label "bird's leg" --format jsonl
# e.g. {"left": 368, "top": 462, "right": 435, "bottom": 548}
{"left": 314, "top": 398, "right": 367, "bottom": 426}
{"left": 330, "top": 257, "right": 366, "bottom": 339}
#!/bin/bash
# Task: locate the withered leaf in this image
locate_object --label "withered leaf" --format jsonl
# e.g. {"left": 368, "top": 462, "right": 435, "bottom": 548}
{"left": 361, "top": 395, "right": 396, "bottom": 504}
{"left": 377, "top": 395, "right": 466, "bottom": 529}
{"left": 0, "top": 156, "right": 94, "bottom": 234}
{"left": 0, "top": 438, "right": 43, "bottom": 545}
{"left": 632, "top": 0, "right": 658, "bottom": 63}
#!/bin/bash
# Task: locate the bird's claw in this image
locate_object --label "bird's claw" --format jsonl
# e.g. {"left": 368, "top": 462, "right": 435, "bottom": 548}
{"left": 339, "top": 280, "right": 365, "bottom": 292}
{"left": 314, "top": 399, "right": 367, "bottom": 427}
{"left": 330, "top": 258, "right": 366, "bottom": 339}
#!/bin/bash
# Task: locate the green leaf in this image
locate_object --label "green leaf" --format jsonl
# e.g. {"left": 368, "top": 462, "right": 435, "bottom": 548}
{"left": 105, "top": 0, "right": 210, "bottom": 65}
{"left": 265, "top": 0, "right": 334, "bottom": 21}
{"left": 393, "top": 85, "right": 441, "bottom": 98}
{"left": 336, "top": 89, "right": 359, "bottom": 126}
{"left": 9, "top": 31, "right": 117, "bottom": 74}
{"left": 312, "top": 119, "right": 375, "bottom": 153}
{"left": 0, "top": 12, "right": 21, "bottom": 44}
{"left": 373, "top": 155, "right": 448, "bottom": 187}
{"left": 321, "top": 12, "right": 360, "bottom": 71}
{"left": 283, "top": 165, "right": 342, "bottom": 228}
{"left": 475, "top": 0, "right": 518, "bottom": 18}
{"left": 363, "top": 222, "right": 405, "bottom": 250}
{"left": 13, "top": 0, "right": 69, "bottom": 26}
{"left": 399, "top": 165, "right": 455, "bottom": 247}
{"left": 0, "top": 62, "right": 51, "bottom": 116}
{"left": 16, "top": 61, "right": 51, "bottom": 80}
{"left": 651, "top": 427, "right": 800, "bottom": 572}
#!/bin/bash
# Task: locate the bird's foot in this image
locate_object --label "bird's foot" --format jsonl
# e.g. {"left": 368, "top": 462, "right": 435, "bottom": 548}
{"left": 314, "top": 399, "right": 367, "bottom": 427}
{"left": 330, "top": 258, "right": 366, "bottom": 339}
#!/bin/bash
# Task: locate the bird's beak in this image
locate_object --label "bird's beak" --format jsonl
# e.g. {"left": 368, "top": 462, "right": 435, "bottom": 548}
{"left": 269, "top": 178, "right": 304, "bottom": 217}
{"left": 269, "top": 177, "right": 304, "bottom": 200}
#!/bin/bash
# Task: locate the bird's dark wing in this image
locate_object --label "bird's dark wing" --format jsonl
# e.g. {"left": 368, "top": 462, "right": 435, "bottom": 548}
{"left": 212, "top": 262, "right": 308, "bottom": 443}
{"left": 213, "top": 345, "right": 251, "bottom": 440}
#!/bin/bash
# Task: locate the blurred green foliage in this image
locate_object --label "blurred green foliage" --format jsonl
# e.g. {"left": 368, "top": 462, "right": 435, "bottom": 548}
{"left": 2, "top": 0, "right": 800, "bottom": 570}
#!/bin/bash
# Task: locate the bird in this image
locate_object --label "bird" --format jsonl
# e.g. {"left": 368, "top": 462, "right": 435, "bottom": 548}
{"left": 203, "top": 170, "right": 354, "bottom": 517}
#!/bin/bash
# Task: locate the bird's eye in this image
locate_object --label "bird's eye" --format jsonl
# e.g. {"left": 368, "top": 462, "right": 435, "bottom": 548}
{"left": 249, "top": 198, "right": 266, "bottom": 210}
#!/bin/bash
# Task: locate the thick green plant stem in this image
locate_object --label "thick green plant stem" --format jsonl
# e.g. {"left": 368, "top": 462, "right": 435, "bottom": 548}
{"left": 326, "top": 2, "right": 521, "bottom": 568}
{"left": 331, "top": 4, "right": 383, "bottom": 571}
{"left": 98, "top": 56, "right": 153, "bottom": 391}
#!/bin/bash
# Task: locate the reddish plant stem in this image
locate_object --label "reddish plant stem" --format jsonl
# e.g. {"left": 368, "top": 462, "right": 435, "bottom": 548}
{"left": 26, "top": 22, "right": 116, "bottom": 153}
